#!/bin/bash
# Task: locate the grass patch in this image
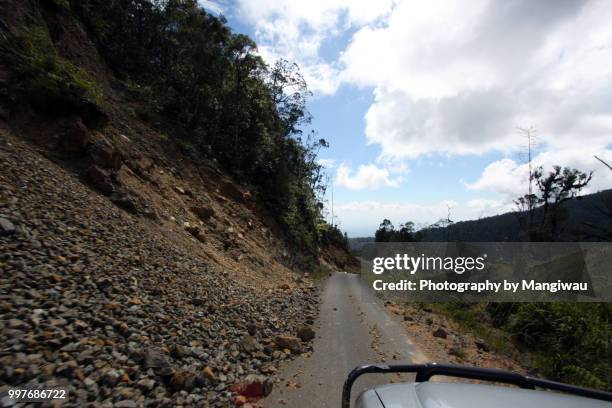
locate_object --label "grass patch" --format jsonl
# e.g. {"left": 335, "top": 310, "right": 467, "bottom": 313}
{"left": 420, "top": 302, "right": 612, "bottom": 392}
{"left": 427, "top": 303, "right": 523, "bottom": 360}
{"left": 20, "top": 26, "right": 103, "bottom": 104}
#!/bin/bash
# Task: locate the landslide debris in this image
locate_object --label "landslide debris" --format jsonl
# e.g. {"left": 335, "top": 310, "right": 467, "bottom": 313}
{"left": 0, "top": 133, "right": 319, "bottom": 407}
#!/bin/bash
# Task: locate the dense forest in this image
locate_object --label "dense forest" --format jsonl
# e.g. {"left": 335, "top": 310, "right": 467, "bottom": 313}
{"left": 0, "top": 0, "right": 348, "bottom": 268}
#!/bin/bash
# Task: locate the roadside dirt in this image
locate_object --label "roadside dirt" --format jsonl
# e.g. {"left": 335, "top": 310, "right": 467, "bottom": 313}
{"left": 385, "top": 303, "right": 527, "bottom": 374}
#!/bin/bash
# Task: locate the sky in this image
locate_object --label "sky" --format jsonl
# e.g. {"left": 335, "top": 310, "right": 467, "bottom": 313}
{"left": 201, "top": 0, "right": 612, "bottom": 236}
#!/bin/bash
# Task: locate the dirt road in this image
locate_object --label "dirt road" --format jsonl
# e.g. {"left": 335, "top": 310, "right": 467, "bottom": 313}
{"left": 265, "top": 272, "right": 429, "bottom": 407}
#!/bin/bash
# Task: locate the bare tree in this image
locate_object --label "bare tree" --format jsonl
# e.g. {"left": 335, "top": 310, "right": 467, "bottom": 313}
{"left": 516, "top": 126, "right": 538, "bottom": 220}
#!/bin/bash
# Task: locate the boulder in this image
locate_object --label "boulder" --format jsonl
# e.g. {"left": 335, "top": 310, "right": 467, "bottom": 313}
{"left": 202, "top": 366, "right": 215, "bottom": 380}
{"left": 61, "top": 119, "right": 90, "bottom": 153}
{"left": 90, "top": 140, "right": 122, "bottom": 171}
{"left": 87, "top": 165, "right": 114, "bottom": 195}
{"left": 241, "top": 335, "right": 261, "bottom": 353}
{"left": 168, "top": 368, "right": 196, "bottom": 392}
{"left": 475, "top": 338, "right": 490, "bottom": 352}
{"left": 0, "top": 217, "right": 16, "bottom": 236}
{"left": 143, "top": 347, "right": 169, "bottom": 369}
{"left": 296, "top": 326, "right": 315, "bottom": 342}
{"left": 184, "top": 224, "right": 200, "bottom": 237}
{"left": 432, "top": 328, "right": 447, "bottom": 339}
{"left": 191, "top": 205, "right": 215, "bottom": 221}
{"left": 111, "top": 193, "right": 139, "bottom": 214}
{"left": 274, "top": 335, "right": 301, "bottom": 354}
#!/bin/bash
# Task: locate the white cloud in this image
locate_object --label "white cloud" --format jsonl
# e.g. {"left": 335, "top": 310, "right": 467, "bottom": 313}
{"left": 234, "top": 0, "right": 394, "bottom": 95}
{"left": 198, "top": 0, "right": 224, "bottom": 15}
{"left": 335, "top": 163, "right": 403, "bottom": 190}
{"left": 465, "top": 158, "right": 528, "bottom": 197}
{"left": 466, "top": 198, "right": 515, "bottom": 220}
{"left": 341, "top": 0, "right": 612, "bottom": 159}
{"left": 467, "top": 147, "right": 612, "bottom": 198}
{"left": 317, "top": 158, "right": 337, "bottom": 169}
{"left": 237, "top": 0, "right": 612, "bottom": 160}
{"left": 334, "top": 199, "right": 503, "bottom": 235}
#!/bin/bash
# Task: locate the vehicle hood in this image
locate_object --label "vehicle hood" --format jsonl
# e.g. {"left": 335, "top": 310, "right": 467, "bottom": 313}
{"left": 368, "top": 382, "right": 612, "bottom": 408}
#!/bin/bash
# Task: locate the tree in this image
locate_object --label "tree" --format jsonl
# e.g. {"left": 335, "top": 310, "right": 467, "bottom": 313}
{"left": 515, "top": 165, "right": 592, "bottom": 240}
{"left": 397, "top": 221, "right": 415, "bottom": 242}
{"left": 375, "top": 219, "right": 395, "bottom": 242}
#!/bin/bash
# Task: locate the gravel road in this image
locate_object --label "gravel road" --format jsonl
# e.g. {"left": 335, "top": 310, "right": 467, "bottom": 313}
{"left": 265, "top": 272, "right": 428, "bottom": 407}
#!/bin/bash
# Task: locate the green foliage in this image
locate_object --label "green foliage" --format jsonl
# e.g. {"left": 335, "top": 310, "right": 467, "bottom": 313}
{"left": 44, "top": 0, "right": 70, "bottom": 12}
{"left": 374, "top": 219, "right": 416, "bottom": 242}
{"left": 319, "top": 222, "right": 350, "bottom": 251}
{"left": 515, "top": 165, "right": 593, "bottom": 241}
{"left": 68, "top": 0, "right": 335, "bottom": 268}
{"left": 431, "top": 302, "right": 611, "bottom": 392}
{"left": 1, "top": 23, "right": 104, "bottom": 121}
{"left": 508, "top": 303, "right": 611, "bottom": 390}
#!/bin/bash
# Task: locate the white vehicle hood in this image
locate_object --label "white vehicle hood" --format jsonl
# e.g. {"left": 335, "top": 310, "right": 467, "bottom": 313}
{"left": 357, "top": 382, "right": 612, "bottom": 408}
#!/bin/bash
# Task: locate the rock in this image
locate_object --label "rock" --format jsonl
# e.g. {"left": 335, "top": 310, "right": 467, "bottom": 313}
{"left": 143, "top": 347, "right": 169, "bottom": 369}
{"left": 185, "top": 224, "right": 200, "bottom": 237}
{"left": 403, "top": 315, "right": 414, "bottom": 321}
{"left": 169, "top": 369, "right": 196, "bottom": 392}
{"left": 191, "top": 205, "right": 215, "bottom": 221}
{"left": 7, "top": 317, "right": 24, "bottom": 329}
{"left": 171, "top": 343, "right": 187, "bottom": 359}
{"left": 175, "top": 186, "right": 186, "bottom": 195}
{"left": 274, "top": 335, "right": 301, "bottom": 354}
{"left": 246, "top": 322, "right": 257, "bottom": 336}
{"left": 296, "top": 326, "right": 315, "bottom": 342}
{"left": 111, "top": 193, "right": 140, "bottom": 214}
{"left": 231, "top": 374, "right": 273, "bottom": 398}
{"left": 202, "top": 366, "right": 215, "bottom": 381}
{"left": 448, "top": 347, "right": 464, "bottom": 358}
{"left": 0, "top": 217, "right": 16, "bottom": 236}
{"left": 136, "top": 378, "right": 155, "bottom": 393}
{"left": 475, "top": 338, "right": 490, "bottom": 352}
{"left": 90, "top": 140, "right": 122, "bottom": 171}
{"left": 61, "top": 119, "right": 90, "bottom": 153}
{"left": 101, "top": 369, "right": 121, "bottom": 386}
{"left": 115, "top": 400, "right": 138, "bottom": 408}
{"left": 83, "top": 377, "right": 99, "bottom": 395}
{"left": 432, "top": 328, "right": 447, "bottom": 339}
{"left": 241, "top": 335, "right": 260, "bottom": 353}
{"left": 87, "top": 165, "right": 114, "bottom": 195}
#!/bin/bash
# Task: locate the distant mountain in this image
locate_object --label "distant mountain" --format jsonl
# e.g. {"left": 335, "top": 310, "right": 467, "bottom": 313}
{"left": 351, "top": 189, "right": 612, "bottom": 245}
{"left": 420, "top": 189, "right": 611, "bottom": 242}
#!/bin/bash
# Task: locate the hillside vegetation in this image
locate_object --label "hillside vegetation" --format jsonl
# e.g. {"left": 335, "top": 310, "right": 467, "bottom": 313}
{"left": 1, "top": 0, "right": 345, "bottom": 270}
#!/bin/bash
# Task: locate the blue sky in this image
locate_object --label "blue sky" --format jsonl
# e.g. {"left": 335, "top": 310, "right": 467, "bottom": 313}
{"left": 203, "top": 0, "right": 612, "bottom": 236}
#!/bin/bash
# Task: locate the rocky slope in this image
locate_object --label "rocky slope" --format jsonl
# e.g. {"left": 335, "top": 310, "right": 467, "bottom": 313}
{"left": 0, "top": 3, "right": 361, "bottom": 406}
{"left": 0, "top": 126, "right": 320, "bottom": 407}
